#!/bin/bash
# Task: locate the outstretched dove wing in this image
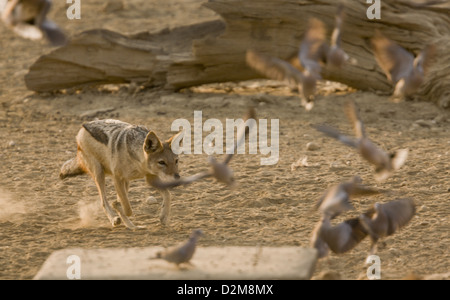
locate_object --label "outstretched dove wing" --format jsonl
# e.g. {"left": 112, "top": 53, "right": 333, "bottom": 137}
{"left": 246, "top": 50, "right": 305, "bottom": 86}
{"left": 312, "top": 124, "right": 359, "bottom": 148}
{"left": 380, "top": 198, "right": 416, "bottom": 236}
{"left": 371, "top": 30, "right": 414, "bottom": 83}
{"left": 344, "top": 100, "right": 366, "bottom": 139}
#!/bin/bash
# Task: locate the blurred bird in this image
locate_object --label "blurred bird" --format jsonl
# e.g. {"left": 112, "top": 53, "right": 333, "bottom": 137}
{"left": 316, "top": 176, "right": 380, "bottom": 219}
{"left": 326, "top": 5, "right": 357, "bottom": 69}
{"left": 371, "top": 30, "right": 435, "bottom": 102}
{"left": 150, "top": 107, "right": 256, "bottom": 189}
{"left": 246, "top": 5, "right": 354, "bottom": 111}
{"left": 312, "top": 100, "right": 408, "bottom": 181}
{"left": 153, "top": 229, "right": 203, "bottom": 266}
{"left": 246, "top": 49, "right": 319, "bottom": 111}
{"left": 359, "top": 198, "right": 416, "bottom": 256}
{"left": 298, "top": 4, "right": 357, "bottom": 71}
{"left": 295, "top": 17, "right": 328, "bottom": 110}
{"left": 311, "top": 215, "right": 369, "bottom": 259}
{"left": 312, "top": 196, "right": 415, "bottom": 259}
{"left": 1, "top": 0, "right": 67, "bottom": 46}
{"left": 311, "top": 175, "right": 373, "bottom": 258}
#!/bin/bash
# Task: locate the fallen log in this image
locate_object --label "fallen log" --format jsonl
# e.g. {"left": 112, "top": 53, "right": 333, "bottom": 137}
{"left": 25, "top": 0, "right": 450, "bottom": 107}
{"left": 24, "top": 20, "right": 226, "bottom": 91}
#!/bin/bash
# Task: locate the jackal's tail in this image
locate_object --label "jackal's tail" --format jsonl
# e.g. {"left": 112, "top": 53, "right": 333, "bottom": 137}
{"left": 60, "top": 157, "right": 85, "bottom": 179}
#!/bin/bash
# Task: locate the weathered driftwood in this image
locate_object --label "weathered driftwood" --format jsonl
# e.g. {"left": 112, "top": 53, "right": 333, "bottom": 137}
{"left": 24, "top": 20, "right": 226, "bottom": 91}
{"left": 25, "top": 0, "right": 450, "bottom": 107}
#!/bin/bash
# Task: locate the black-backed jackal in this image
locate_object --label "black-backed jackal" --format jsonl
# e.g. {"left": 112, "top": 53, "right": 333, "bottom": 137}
{"left": 60, "top": 119, "right": 181, "bottom": 229}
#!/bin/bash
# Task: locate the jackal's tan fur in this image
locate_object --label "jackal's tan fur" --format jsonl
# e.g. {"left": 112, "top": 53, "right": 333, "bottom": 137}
{"left": 60, "top": 119, "right": 181, "bottom": 229}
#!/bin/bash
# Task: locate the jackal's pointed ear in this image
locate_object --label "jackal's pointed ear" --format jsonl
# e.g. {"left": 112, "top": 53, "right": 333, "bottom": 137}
{"left": 144, "top": 131, "right": 163, "bottom": 153}
{"left": 166, "top": 130, "right": 184, "bottom": 147}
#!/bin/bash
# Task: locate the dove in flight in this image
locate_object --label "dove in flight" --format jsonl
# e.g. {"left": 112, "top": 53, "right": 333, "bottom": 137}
{"left": 246, "top": 49, "right": 319, "bottom": 111}
{"left": 1, "top": 0, "right": 67, "bottom": 46}
{"left": 312, "top": 197, "right": 416, "bottom": 259}
{"left": 310, "top": 177, "right": 370, "bottom": 259}
{"left": 326, "top": 4, "right": 357, "bottom": 69}
{"left": 312, "top": 100, "right": 408, "bottom": 181}
{"left": 150, "top": 108, "right": 256, "bottom": 189}
{"left": 316, "top": 176, "right": 380, "bottom": 219}
{"left": 246, "top": 5, "right": 354, "bottom": 111}
{"left": 371, "top": 30, "right": 435, "bottom": 102}
{"left": 359, "top": 198, "right": 416, "bottom": 256}
{"left": 311, "top": 215, "right": 369, "bottom": 259}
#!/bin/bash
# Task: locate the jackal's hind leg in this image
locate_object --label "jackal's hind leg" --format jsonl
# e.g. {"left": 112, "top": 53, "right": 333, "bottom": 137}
{"left": 60, "top": 157, "right": 85, "bottom": 179}
{"left": 87, "top": 160, "right": 121, "bottom": 227}
{"left": 113, "top": 178, "right": 133, "bottom": 216}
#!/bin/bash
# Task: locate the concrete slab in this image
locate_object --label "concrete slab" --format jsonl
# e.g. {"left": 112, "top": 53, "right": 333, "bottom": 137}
{"left": 33, "top": 246, "right": 317, "bottom": 280}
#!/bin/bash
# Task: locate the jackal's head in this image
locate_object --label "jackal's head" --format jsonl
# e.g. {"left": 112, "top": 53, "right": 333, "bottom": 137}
{"left": 143, "top": 131, "right": 182, "bottom": 180}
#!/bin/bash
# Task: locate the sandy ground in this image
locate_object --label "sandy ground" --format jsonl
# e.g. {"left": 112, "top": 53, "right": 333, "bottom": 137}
{"left": 0, "top": 0, "right": 449, "bottom": 280}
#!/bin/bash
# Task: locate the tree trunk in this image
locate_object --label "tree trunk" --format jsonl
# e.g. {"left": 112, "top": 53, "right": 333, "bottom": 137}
{"left": 25, "top": 0, "right": 450, "bottom": 107}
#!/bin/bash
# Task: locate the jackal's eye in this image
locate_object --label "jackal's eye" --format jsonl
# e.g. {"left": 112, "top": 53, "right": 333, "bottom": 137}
{"left": 158, "top": 161, "right": 167, "bottom": 166}
{"left": 175, "top": 159, "right": 179, "bottom": 164}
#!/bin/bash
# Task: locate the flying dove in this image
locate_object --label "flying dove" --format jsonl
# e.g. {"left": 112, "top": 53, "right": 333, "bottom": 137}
{"left": 359, "top": 198, "right": 416, "bottom": 256}
{"left": 246, "top": 6, "right": 354, "bottom": 111}
{"left": 1, "top": 0, "right": 67, "bottom": 46}
{"left": 150, "top": 108, "right": 256, "bottom": 189}
{"left": 245, "top": 18, "right": 326, "bottom": 111}
{"left": 297, "top": 4, "right": 356, "bottom": 72}
{"left": 153, "top": 229, "right": 203, "bottom": 266}
{"left": 371, "top": 30, "right": 435, "bottom": 102}
{"left": 312, "top": 195, "right": 415, "bottom": 259}
{"left": 312, "top": 100, "right": 408, "bottom": 181}
{"left": 311, "top": 215, "right": 369, "bottom": 259}
{"left": 327, "top": 5, "right": 357, "bottom": 68}
{"left": 311, "top": 175, "right": 378, "bottom": 258}
{"left": 316, "top": 176, "right": 380, "bottom": 219}
{"left": 245, "top": 49, "right": 320, "bottom": 111}
{"left": 298, "top": 17, "right": 328, "bottom": 74}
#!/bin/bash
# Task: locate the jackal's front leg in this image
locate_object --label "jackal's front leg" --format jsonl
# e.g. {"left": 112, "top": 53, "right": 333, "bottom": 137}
{"left": 112, "top": 201, "right": 145, "bottom": 230}
{"left": 159, "top": 189, "right": 172, "bottom": 225}
{"left": 77, "top": 151, "right": 120, "bottom": 227}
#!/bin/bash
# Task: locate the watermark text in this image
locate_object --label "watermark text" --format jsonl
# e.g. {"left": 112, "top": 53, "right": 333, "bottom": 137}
{"left": 170, "top": 111, "right": 279, "bottom": 166}
{"left": 366, "top": 255, "right": 381, "bottom": 280}
{"left": 67, "top": 0, "right": 81, "bottom": 20}
{"left": 66, "top": 254, "right": 81, "bottom": 279}
{"left": 366, "top": 0, "right": 381, "bottom": 20}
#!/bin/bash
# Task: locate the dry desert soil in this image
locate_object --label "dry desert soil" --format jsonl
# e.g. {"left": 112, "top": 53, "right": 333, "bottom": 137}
{"left": 0, "top": 0, "right": 449, "bottom": 280}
